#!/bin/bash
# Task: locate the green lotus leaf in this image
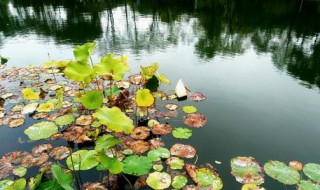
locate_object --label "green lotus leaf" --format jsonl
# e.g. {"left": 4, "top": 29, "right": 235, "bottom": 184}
{"left": 153, "top": 163, "right": 163, "bottom": 171}
{"left": 156, "top": 73, "right": 171, "bottom": 84}
{"left": 98, "top": 154, "right": 123, "bottom": 174}
{"left": 264, "top": 160, "right": 300, "bottom": 185}
{"left": 28, "top": 172, "right": 43, "bottom": 190}
{"left": 104, "top": 85, "right": 120, "bottom": 97}
{"left": 55, "top": 114, "right": 75, "bottom": 126}
{"left": 147, "top": 148, "right": 170, "bottom": 162}
{"left": 0, "top": 55, "right": 8, "bottom": 64}
{"left": 55, "top": 88, "right": 64, "bottom": 109}
{"left": 37, "top": 179, "right": 64, "bottom": 190}
{"left": 55, "top": 60, "right": 68, "bottom": 68}
{"left": 145, "top": 75, "right": 159, "bottom": 92}
{"left": 73, "top": 41, "right": 96, "bottom": 64}
{"left": 166, "top": 157, "right": 185, "bottom": 170}
{"left": 122, "top": 149, "right": 133, "bottom": 155}
{"left": 122, "top": 155, "right": 152, "bottom": 176}
{"left": 0, "top": 180, "right": 13, "bottom": 190}
{"left": 136, "top": 89, "right": 154, "bottom": 107}
{"left": 146, "top": 172, "right": 171, "bottom": 190}
{"left": 36, "top": 102, "right": 55, "bottom": 112}
{"left": 297, "top": 180, "right": 320, "bottom": 190}
{"left": 12, "top": 167, "right": 27, "bottom": 177}
{"left": 231, "top": 157, "right": 264, "bottom": 185}
{"left": 7, "top": 178, "right": 26, "bottom": 190}
{"left": 172, "top": 175, "right": 188, "bottom": 189}
{"left": 22, "top": 88, "right": 39, "bottom": 100}
{"left": 303, "top": 163, "right": 320, "bottom": 183}
{"left": 94, "top": 53, "right": 130, "bottom": 81}
{"left": 140, "top": 62, "right": 158, "bottom": 80}
{"left": 43, "top": 60, "right": 57, "bottom": 68}
{"left": 95, "top": 134, "right": 122, "bottom": 152}
{"left": 51, "top": 165, "right": 74, "bottom": 190}
{"left": 182, "top": 105, "right": 198, "bottom": 114}
{"left": 93, "top": 106, "right": 134, "bottom": 134}
{"left": 24, "top": 121, "right": 58, "bottom": 140}
{"left": 66, "top": 150, "right": 99, "bottom": 171}
{"left": 196, "top": 168, "right": 223, "bottom": 189}
{"left": 64, "top": 61, "right": 93, "bottom": 82}
{"left": 80, "top": 90, "right": 103, "bottom": 110}
{"left": 172, "top": 127, "right": 192, "bottom": 139}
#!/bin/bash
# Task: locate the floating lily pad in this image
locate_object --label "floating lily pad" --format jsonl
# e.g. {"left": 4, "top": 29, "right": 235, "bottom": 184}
{"left": 303, "top": 163, "right": 320, "bottom": 183}
{"left": 9, "top": 118, "right": 25, "bottom": 128}
{"left": 172, "top": 175, "right": 188, "bottom": 189}
{"left": 12, "top": 167, "right": 27, "bottom": 177}
{"left": 189, "top": 92, "right": 206, "bottom": 102}
{"left": 231, "top": 157, "right": 264, "bottom": 185}
{"left": 172, "top": 127, "right": 192, "bottom": 139}
{"left": 183, "top": 113, "right": 207, "bottom": 128}
{"left": 131, "top": 127, "right": 150, "bottom": 140}
{"left": 24, "top": 121, "right": 58, "bottom": 140}
{"left": 31, "top": 143, "right": 53, "bottom": 156}
{"left": 93, "top": 106, "right": 134, "bottom": 134}
{"left": 75, "top": 115, "right": 93, "bottom": 126}
{"left": 289, "top": 160, "right": 303, "bottom": 171}
{"left": 146, "top": 172, "right": 171, "bottom": 190}
{"left": 128, "top": 140, "right": 150, "bottom": 155}
{"left": 95, "top": 134, "right": 122, "bottom": 152}
{"left": 153, "top": 163, "right": 163, "bottom": 171}
{"left": 136, "top": 89, "right": 154, "bottom": 107}
{"left": 28, "top": 172, "right": 43, "bottom": 190}
{"left": 164, "top": 103, "right": 179, "bottom": 111}
{"left": 297, "top": 180, "right": 320, "bottom": 190}
{"left": 22, "top": 88, "right": 39, "bottom": 100}
{"left": 21, "top": 153, "right": 49, "bottom": 167}
{"left": 66, "top": 150, "right": 99, "bottom": 170}
{"left": 147, "top": 148, "right": 170, "bottom": 161}
{"left": 170, "top": 143, "right": 196, "bottom": 158}
{"left": 0, "top": 180, "right": 13, "bottom": 189}
{"left": 36, "top": 102, "right": 55, "bottom": 112}
{"left": 166, "top": 157, "right": 185, "bottom": 170}
{"left": 129, "top": 74, "right": 144, "bottom": 85}
{"left": 6, "top": 178, "right": 26, "bottom": 190}
{"left": 0, "top": 159, "right": 12, "bottom": 179}
{"left": 264, "top": 160, "right": 300, "bottom": 185}
{"left": 98, "top": 154, "right": 123, "bottom": 174}
{"left": 49, "top": 146, "right": 71, "bottom": 160}
{"left": 196, "top": 168, "right": 223, "bottom": 189}
{"left": 241, "top": 184, "right": 265, "bottom": 190}
{"left": 182, "top": 106, "right": 198, "bottom": 114}
{"left": 22, "top": 103, "right": 38, "bottom": 114}
{"left": 55, "top": 114, "right": 75, "bottom": 126}
{"left": 80, "top": 90, "right": 103, "bottom": 110}
{"left": 122, "top": 155, "right": 152, "bottom": 176}
{"left": 149, "top": 138, "right": 165, "bottom": 150}
{"left": 151, "top": 124, "right": 172, "bottom": 135}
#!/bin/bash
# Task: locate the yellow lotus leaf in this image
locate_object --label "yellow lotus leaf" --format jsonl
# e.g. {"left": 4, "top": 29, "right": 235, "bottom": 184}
{"left": 136, "top": 89, "right": 154, "bottom": 107}
{"left": 241, "top": 184, "right": 261, "bottom": 190}
{"left": 22, "top": 88, "right": 39, "bottom": 100}
{"left": 36, "top": 102, "right": 55, "bottom": 112}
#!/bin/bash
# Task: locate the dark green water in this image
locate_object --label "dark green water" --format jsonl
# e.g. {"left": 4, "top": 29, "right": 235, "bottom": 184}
{"left": 1, "top": 0, "right": 320, "bottom": 189}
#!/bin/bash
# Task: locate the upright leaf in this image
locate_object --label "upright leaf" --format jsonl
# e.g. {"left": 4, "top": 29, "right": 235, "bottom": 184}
{"left": 51, "top": 165, "right": 74, "bottom": 190}
{"left": 95, "top": 134, "right": 122, "bottom": 152}
{"left": 136, "top": 89, "right": 154, "bottom": 107}
{"left": 140, "top": 62, "right": 158, "bottom": 80}
{"left": 64, "top": 61, "right": 93, "bottom": 83}
{"left": 73, "top": 41, "right": 96, "bottom": 64}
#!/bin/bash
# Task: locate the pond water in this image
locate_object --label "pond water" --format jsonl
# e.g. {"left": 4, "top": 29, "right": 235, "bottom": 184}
{"left": 1, "top": 0, "right": 320, "bottom": 189}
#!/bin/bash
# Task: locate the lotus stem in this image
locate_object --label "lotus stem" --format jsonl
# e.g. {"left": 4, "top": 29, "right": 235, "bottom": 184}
{"left": 193, "top": 154, "right": 199, "bottom": 165}
{"left": 121, "top": 173, "right": 133, "bottom": 190}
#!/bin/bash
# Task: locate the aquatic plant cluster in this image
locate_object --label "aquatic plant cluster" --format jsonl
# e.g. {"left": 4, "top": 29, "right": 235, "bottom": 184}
{"left": 0, "top": 42, "right": 320, "bottom": 190}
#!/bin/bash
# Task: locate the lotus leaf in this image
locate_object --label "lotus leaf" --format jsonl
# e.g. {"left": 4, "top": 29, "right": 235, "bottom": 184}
{"left": 182, "top": 105, "right": 198, "bottom": 114}
{"left": 0, "top": 180, "right": 13, "bottom": 190}
{"left": 93, "top": 106, "right": 134, "bottom": 134}
{"left": 172, "top": 127, "right": 192, "bottom": 139}
{"left": 28, "top": 172, "right": 43, "bottom": 190}
{"left": 145, "top": 75, "right": 159, "bottom": 92}
{"left": 147, "top": 148, "right": 170, "bottom": 161}
{"left": 22, "top": 88, "right": 39, "bottom": 100}
{"left": 0, "top": 56, "right": 8, "bottom": 64}
{"left": 51, "top": 165, "right": 74, "bottom": 190}
{"left": 303, "top": 163, "right": 320, "bottom": 183}
{"left": 98, "top": 154, "right": 123, "bottom": 174}
{"left": 170, "top": 143, "right": 196, "bottom": 158}
{"left": 196, "top": 168, "right": 223, "bottom": 189}
{"left": 37, "top": 179, "right": 64, "bottom": 190}
{"left": 165, "top": 103, "right": 179, "bottom": 111}
{"left": 122, "top": 155, "right": 152, "bottom": 176}
{"left": 166, "top": 157, "right": 185, "bottom": 170}
{"left": 43, "top": 60, "right": 57, "bottom": 68}
{"left": 153, "top": 163, "right": 163, "bottom": 171}
{"left": 64, "top": 61, "right": 93, "bottom": 82}
{"left": 7, "top": 178, "right": 26, "bottom": 190}
{"left": 136, "top": 89, "right": 154, "bottom": 107}
{"left": 95, "top": 134, "right": 122, "bottom": 152}
{"left": 94, "top": 53, "right": 129, "bottom": 81}
{"left": 156, "top": 73, "right": 170, "bottom": 84}
{"left": 297, "top": 180, "right": 320, "bottom": 190}
{"left": 24, "top": 121, "right": 58, "bottom": 140}
{"left": 55, "top": 114, "right": 75, "bottom": 126}
{"left": 80, "top": 90, "right": 103, "bottom": 110}
{"left": 230, "top": 157, "right": 264, "bottom": 185}
{"left": 131, "top": 126, "right": 150, "bottom": 140}
{"left": 104, "top": 85, "right": 120, "bottom": 97}
{"left": 241, "top": 184, "right": 265, "bottom": 190}
{"left": 49, "top": 146, "right": 71, "bottom": 160}
{"left": 36, "top": 102, "right": 55, "bottom": 112}
{"left": 172, "top": 175, "right": 188, "bottom": 189}
{"left": 66, "top": 150, "right": 99, "bottom": 170}
{"left": 22, "top": 103, "right": 38, "bottom": 114}
{"left": 264, "top": 160, "right": 300, "bottom": 185}
{"left": 189, "top": 92, "right": 206, "bottom": 102}
{"left": 148, "top": 119, "right": 160, "bottom": 127}
{"left": 12, "top": 167, "right": 27, "bottom": 177}
{"left": 146, "top": 172, "right": 171, "bottom": 190}
{"left": 183, "top": 113, "right": 207, "bottom": 128}
{"left": 55, "top": 60, "right": 68, "bottom": 68}
{"left": 289, "top": 160, "right": 303, "bottom": 171}
{"left": 73, "top": 41, "right": 96, "bottom": 64}
{"left": 140, "top": 62, "right": 159, "bottom": 80}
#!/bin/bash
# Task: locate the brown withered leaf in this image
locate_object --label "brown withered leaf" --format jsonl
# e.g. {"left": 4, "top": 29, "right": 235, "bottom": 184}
{"left": 164, "top": 103, "right": 179, "bottom": 111}
{"left": 189, "top": 92, "right": 206, "bottom": 102}
{"left": 149, "top": 138, "right": 165, "bottom": 150}
{"left": 21, "top": 153, "right": 49, "bottom": 167}
{"left": 31, "top": 143, "right": 53, "bottom": 156}
{"left": 170, "top": 144, "right": 196, "bottom": 158}
{"left": 0, "top": 158, "right": 12, "bottom": 179}
{"left": 75, "top": 115, "right": 93, "bottom": 126}
{"left": 49, "top": 146, "right": 71, "bottom": 160}
{"left": 151, "top": 124, "right": 172, "bottom": 135}
{"left": 32, "top": 112, "right": 49, "bottom": 120}
{"left": 183, "top": 113, "right": 207, "bottom": 128}
{"left": 9, "top": 118, "right": 25, "bottom": 128}
{"left": 131, "top": 126, "right": 150, "bottom": 140}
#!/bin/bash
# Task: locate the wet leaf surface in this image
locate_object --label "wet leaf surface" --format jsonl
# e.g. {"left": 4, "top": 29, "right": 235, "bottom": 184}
{"left": 122, "top": 155, "right": 152, "bottom": 176}
{"left": 231, "top": 157, "right": 264, "bottom": 185}
{"left": 183, "top": 113, "right": 207, "bottom": 128}
{"left": 146, "top": 172, "right": 171, "bottom": 190}
{"left": 170, "top": 143, "right": 196, "bottom": 158}
{"left": 264, "top": 160, "right": 300, "bottom": 185}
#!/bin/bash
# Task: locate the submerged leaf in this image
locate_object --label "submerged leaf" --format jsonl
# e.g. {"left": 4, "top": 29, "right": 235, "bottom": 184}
{"left": 93, "top": 106, "right": 134, "bottom": 134}
{"left": 146, "top": 172, "right": 171, "bottom": 190}
{"left": 264, "top": 160, "right": 300, "bottom": 185}
{"left": 80, "top": 90, "right": 103, "bottom": 110}
{"left": 24, "top": 121, "right": 58, "bottom": 140}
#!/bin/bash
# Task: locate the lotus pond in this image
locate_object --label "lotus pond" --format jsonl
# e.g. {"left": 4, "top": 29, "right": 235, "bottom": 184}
{"left": 1, "top": 0, "right": 320, "bottom": 189}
